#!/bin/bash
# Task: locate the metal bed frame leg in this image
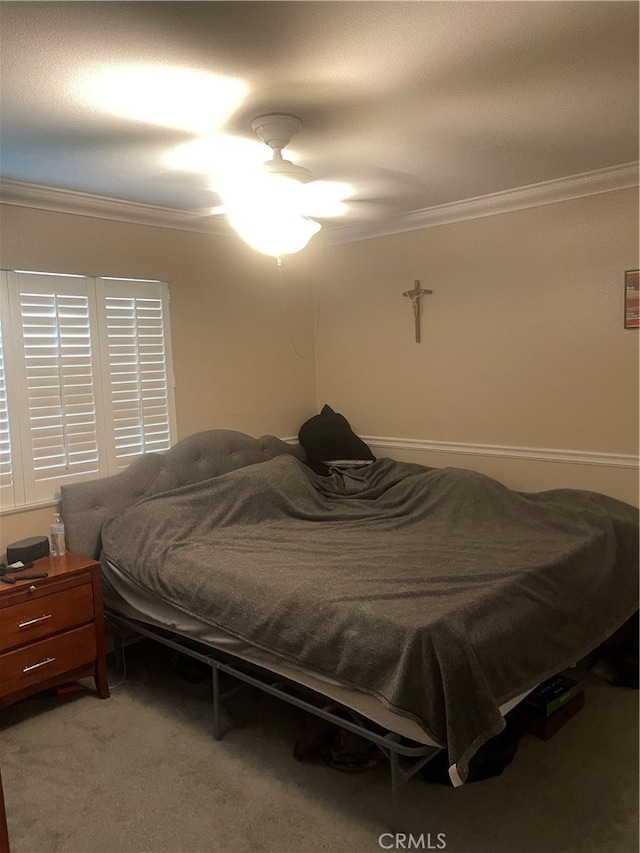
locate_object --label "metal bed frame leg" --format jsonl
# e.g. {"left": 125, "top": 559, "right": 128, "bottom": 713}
{"left": 105, "top": 611, "right": 438, "bottom": 818}
{"left": 389, "top": 749, "right": 401, "bottom": 830}
{"left": 107, "top": 619, "right": 125, "bottom": 674}
{"left": 211, "top": 663, "right": 223, "bottom": 741}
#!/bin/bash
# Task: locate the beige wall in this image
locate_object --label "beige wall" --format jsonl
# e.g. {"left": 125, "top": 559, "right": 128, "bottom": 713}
{"left": 0, "top": 204, "right": 318, "bottom": 552}
{"left": 1, "top": 188, "right": 638, "bottom": 554}
{"left": 302, "top": 188, "right": 639, "bottom": 504}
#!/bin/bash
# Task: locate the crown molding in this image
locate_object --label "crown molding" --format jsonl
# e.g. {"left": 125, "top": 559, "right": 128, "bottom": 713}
{"left": 1, "top": 161, "right": 637, "bottom": 243}
{"left": 362, "top": 436, "right": 639, "bottom": 469}
{"left": 324, "top": 162, "right": 640, "bottom": 244}
{"left": 0, "top": 179, "right": 229, "bottom": 235}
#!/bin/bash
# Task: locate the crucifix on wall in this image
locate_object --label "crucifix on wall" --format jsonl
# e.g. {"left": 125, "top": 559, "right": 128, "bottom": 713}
{"left": 402, "top": 280, "right": 433, "bottom": 343}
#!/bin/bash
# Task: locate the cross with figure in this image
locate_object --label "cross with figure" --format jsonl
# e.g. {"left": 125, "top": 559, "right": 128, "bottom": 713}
{"left": 402, "top": 280, "right": 433, "bottom": 343}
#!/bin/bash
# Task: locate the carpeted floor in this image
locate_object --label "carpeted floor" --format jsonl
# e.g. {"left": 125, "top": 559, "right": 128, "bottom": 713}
{"left": 1, "top": 641, "right": 637, "bottom": 853}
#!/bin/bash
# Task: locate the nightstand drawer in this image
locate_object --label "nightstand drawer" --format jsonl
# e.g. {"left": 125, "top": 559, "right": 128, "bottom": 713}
{"left": 0, "top": 583, "right": 94, "bottom": 652}
{"left": 0, "top": 624, "right": 97, "bottom": 699}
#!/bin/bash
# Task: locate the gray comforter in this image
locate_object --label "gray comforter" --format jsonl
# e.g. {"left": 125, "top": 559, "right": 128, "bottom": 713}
{"left": 100, "top": 456, "right": 639, "bottom": 783}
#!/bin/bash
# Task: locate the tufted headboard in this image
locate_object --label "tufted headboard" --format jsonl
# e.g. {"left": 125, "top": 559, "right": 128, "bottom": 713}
{"left": 60, "top": 429, "right": 306, "bottom": 560}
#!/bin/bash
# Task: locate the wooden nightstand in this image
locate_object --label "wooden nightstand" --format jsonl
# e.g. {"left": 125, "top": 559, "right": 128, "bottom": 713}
{"left": 0, "top": 552, "right": 110, "bottom": 709}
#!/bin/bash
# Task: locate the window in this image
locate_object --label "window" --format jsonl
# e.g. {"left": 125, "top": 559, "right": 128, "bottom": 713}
{"left": 0, "top": 270, "right": 176, "bottom": 510}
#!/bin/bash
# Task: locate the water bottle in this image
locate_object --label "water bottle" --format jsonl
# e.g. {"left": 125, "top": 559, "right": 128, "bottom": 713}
{"left": 50, "top": 513, "right": 66, "bottom": 557}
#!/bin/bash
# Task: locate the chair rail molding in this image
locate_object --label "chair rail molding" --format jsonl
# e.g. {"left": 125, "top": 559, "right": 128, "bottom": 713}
{"left": 361, "top": 436, "right": 639, "bottom": 469}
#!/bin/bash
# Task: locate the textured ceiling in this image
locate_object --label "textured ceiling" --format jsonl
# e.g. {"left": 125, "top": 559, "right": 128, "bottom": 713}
{"left": 1, "top": 1, "right": 638, "bottom": 232}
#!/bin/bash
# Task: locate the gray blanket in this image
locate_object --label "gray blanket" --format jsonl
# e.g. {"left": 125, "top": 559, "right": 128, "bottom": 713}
{"left": 100, "top": 456, "right": 639, "bottom": 783}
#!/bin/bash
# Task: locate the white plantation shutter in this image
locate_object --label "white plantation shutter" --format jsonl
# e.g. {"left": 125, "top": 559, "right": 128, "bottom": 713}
{"left": 0, "top": 300, "right": 12, "bottom": 491}
{"left": 0, "top": 273, "right": 25, "bottom": 507}
{"left": 7, "top": 272, "right": 108, "bottom": 503}
{"left": 21, "top": 292, "right": 98, "bottom": 476}
{"left": 96, "top": 278, "right": 176, "bottom": 471}
{"left": 1, "top": 271, "right": 175, "bottom": 509}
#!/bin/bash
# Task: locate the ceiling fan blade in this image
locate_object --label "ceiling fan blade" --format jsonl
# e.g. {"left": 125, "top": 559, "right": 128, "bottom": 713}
{"left": 296, "top": 179, "right": 354, "bottom": 218}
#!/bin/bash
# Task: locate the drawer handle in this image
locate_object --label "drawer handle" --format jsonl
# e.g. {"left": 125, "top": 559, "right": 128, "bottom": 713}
{"left": 23, "top": 657, "right": 55, "bottom": 674}
{"left": 18, "top": 614, "right": 52, "bottom": 629}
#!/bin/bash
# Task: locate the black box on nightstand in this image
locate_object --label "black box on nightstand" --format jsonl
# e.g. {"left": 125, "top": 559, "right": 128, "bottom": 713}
{"left": 6, "top": 536, "right": 50, "bottom": 564}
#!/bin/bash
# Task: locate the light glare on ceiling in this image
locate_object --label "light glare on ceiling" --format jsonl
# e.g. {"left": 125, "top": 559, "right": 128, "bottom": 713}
{"left": 74, "top": 64, "right": 247, "bottom": 133}
{"left": 165, "top": 134, "right": 266, "bottom": 178}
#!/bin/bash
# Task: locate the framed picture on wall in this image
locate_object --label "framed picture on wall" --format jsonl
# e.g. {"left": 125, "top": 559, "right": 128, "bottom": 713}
{"left": 624, "top": 269, "right": 639, "bottom": 329}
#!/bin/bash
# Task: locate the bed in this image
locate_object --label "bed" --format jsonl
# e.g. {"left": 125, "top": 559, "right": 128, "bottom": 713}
{"left": 60, "top": 427, "right": 639, "bottom": 796}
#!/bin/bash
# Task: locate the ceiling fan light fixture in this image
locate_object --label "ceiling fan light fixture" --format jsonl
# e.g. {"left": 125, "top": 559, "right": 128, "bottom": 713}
{"left": 229, "top": 210, "right": 321, "bottom": 257}
{"left": 223, "top": 113, "right": 324, "bottom": 258}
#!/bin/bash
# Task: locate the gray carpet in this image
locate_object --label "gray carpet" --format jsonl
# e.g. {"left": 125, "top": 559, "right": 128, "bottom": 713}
{"left": 1, "top": 642, "right": 637, "bottom": 853}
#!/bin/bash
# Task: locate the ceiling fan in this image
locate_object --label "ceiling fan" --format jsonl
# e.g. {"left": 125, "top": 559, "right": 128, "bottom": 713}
{"left": 207, "top": 113, "right": 354, "bottom": 257}
{"left": 75, "top": 65, "right": 406, "bottom": 253}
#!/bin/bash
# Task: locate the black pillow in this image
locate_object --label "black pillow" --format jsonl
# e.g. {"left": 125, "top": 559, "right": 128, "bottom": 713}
{"left": 298, "top": 405, "right": 375, "bottom": 472}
